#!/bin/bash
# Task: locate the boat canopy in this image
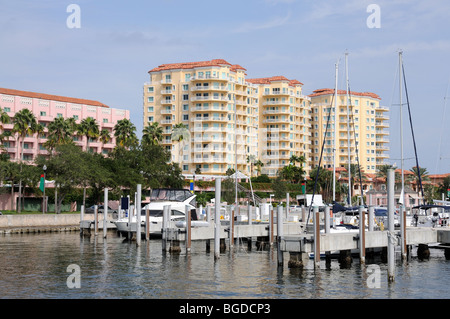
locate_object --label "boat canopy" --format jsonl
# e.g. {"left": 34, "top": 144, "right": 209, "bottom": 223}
{"left": 150, "top": 189, "right": 195, "bottom": 202}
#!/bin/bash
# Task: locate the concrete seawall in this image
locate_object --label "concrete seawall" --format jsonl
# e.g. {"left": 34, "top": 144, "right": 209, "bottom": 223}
{"left": 0, "top": 213, "right": 116, "bottom": 234}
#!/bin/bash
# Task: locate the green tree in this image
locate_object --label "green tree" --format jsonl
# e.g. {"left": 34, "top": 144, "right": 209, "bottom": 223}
{"left": 254, "top": 159, "right": 264, "bottom": 176}
{"left": 411, "top": 166, "right": 430, "bottom": 198}
{"left": 246, "top": 154, "right": 256, "bottom": 178}
{"left": 35, "top": 144, "right": 88, "bottom": 213}
{"left": 99, "top": 129, "right": 111, "bottom": 152}
{"left": 114, "top": 118, "right": 137, "bottom": 148}
{"left": 78, "top": 117, "right": 100, "bottom": 153}
{"left": 142, "top": 122, "right": 163, "bottom": 146}
{"left": 171, "top": 123, "right": 190, "bottom": 164}
{"left": 12, "top": 109, "right": 38, "bottom": 212}
{"left": 0, "top": 161, "right": 20, "bottom": 210}
{"left": 44, "top": 117, "right": 73, "bottom": 153}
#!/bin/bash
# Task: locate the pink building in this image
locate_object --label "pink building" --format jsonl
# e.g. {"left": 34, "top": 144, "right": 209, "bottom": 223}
{"left": 0, "top": 87, "right": 130, "bottom": 161}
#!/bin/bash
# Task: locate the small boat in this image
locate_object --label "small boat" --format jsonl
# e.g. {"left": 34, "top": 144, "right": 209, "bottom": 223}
{"left": 114, "top": 188, "right": 197, "bottom": 237}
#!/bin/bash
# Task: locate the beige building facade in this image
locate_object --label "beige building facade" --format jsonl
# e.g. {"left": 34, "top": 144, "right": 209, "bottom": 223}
{"left": 143, "top": 59, "right": 389, "bottom": 177}
{"left": 246, "top": 76, "right": 311, "bottom": 176}
{"left": 144, "top": 59, "right": 259, "bottom": 176}
{"left": 308, "top": 88, "right": 389, "bottom": 175}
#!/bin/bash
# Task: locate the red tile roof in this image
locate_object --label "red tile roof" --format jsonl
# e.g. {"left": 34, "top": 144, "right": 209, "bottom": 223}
{"left": 149, "top": 59, "right": 236, "bottom": 73}
{"left": 0, "top": 87, "right": 109, "bottom": 108}
{"left": 309, "top": 88, "right": 381, "bottom": 100}
{"left": 247, "top": 76, "right": 304, "bottom": 86}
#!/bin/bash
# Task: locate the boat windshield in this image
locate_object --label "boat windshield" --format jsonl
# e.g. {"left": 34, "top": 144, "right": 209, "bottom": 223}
{"left": 150, "top": 189, "right": 194, "bottom": 202}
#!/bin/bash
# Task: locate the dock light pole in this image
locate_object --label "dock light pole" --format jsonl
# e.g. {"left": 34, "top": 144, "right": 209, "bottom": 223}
{"left": 42, "top": 165, "right": 47, "bottom": 214}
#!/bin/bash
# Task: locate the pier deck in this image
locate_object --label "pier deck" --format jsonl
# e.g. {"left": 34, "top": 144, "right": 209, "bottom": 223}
{"left": 280, "top": 227, "right": 450, "bottom": 253}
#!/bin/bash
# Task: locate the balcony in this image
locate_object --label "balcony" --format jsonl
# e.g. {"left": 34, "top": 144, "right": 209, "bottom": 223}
{"left": 262, "top": 100, "right": 290, "bottom": 106}
{"left": 161, "top": 89, "right": 172, "bottom": 95}
{"left": 191, "top": 85, "right": 227, "bottom": 92}
{"left": 160, "top": 78, "right": 172, "bottom": 84}
{"left": 161, "top": 99, "right": 172, "bottom": 105}
{"left": 190, "top": 96, "right": 230, "bottom": 102}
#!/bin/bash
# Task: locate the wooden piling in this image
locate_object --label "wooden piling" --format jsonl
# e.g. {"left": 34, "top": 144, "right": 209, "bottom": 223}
{"left": 269, "top": 206, "right": 274, "bottom": 245}
{"left": 145, "top": 207, "right": 150, "bottom": 241}
{"left": 324, "top": 206, "right": 331, "bottom": 267}
{"left": 103, "top": 188, "right": 108, "bottom": 239}
{"left": 230, "top": 206, "right": 234, "bottom": 248}
{"left": 400, "top": 205, "right": 407, "bottom": 261}
{"left": 277, "top": 205, "right": 284, "bottom": 267}
{"left": 214, "top": 177, "right": 221, "bottom": 260}
{"left": 162, "top": 205, "right": 170, "bottom": 252}
{"left": 94, "top": 205, "right": 98, "bottom": 235}
{"left": 359, "top": 206, "right": 366, "bottom": 264}
{"left": 387, "top": 169, "right": 395, "bottom": 282}
{"left": 313, "top": 206, "right": 320, "bottom": 269}
{"left": 136, "top": 184, "right": 142, "bottom": 246}
{"left": 186, "top": 205, "right": 191, "bottom": 253}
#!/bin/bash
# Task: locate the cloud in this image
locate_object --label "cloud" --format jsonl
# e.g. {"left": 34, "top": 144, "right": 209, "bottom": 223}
{"left": 232, "top": 12, "right": 291, "bottom": 33}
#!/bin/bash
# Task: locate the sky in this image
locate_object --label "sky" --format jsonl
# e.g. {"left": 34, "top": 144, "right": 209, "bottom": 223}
{"left": 1, "top": 0, "right": 450, "bottom": 173}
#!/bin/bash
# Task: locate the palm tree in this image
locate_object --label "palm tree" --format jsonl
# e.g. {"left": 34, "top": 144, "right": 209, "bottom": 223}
{"left": 376, "top": 164, "right": 396, "bottom": 181}
{"left": 0, "top": 107, "right": 10, "bottom": 131}
{"left": 0, "top": 108, "right": 11, "bottom": 156}
{"left": 246, "top": 154, "right": 256, "bottom": 178}
{"left": 411, "top": 166, "right": 429, "bottom": 198}
{"left": 171, "top": 123, "right": 190, "bottom": 163}
{"left": 142, "top": 122, "right": 163, "bottom": 146}
{"left": 254, "top": 159, "right": 264, "bottom": 176}
{"left": 12, "top": 109, "right": 37, "bottom": 212}
{"left": 78, "top": 117, "right": 100, "bottom": 153}
{"left": 99, "top": 129, "right": 111, "bottom": 154}
{"left": 44, "top": 117, "right": 73, "bottom": 153}
{"left": 113, "top": 118, "right": 137, "bottom": 148}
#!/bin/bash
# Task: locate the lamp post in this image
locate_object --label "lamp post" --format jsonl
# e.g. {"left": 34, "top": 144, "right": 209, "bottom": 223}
{"left": 42, "top": 165, "right": 47, "bottom": 214}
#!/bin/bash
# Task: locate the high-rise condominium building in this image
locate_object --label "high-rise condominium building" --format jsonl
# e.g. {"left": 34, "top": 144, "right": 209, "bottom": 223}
{"left": 0, "top": 87, "right": 129, "bottom": 162}
{"left": 144, "top": 59, "right": 389, "bottom": 177}
{"left": 308, "top": 88, "right": 389, "bottom": 174}
{"left": 144, "top": 59, "right": 259, "bottom": 176}
{"left": 246, "top": 76, "right": 311, "bottom": 176}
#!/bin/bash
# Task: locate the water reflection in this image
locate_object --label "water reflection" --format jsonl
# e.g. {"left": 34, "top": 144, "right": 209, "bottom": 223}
{"left": 0, "top": 232, "right": 448, "bottom": 299}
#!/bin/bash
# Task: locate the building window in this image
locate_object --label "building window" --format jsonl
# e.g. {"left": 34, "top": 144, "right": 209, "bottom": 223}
{"left": 57, "top": 113, "right": 63, "bottom": 118}
{"left": 40, "top": 111, "right": 46, "bottom": 116}
{"left": 147, "top": 97, "right": 154, "bottom": 103}
{"left": 73, "top": 115, "right": 79, "bottom": 120}
{"left": 147, "top": 87, "right": 154, "bottom": 93}
{"left": 147, "top": 106, "right": 154, "bottom": 112}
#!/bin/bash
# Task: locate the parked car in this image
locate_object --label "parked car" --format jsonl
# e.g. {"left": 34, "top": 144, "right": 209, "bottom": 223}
{"left": 85, "top": 205, "right": 117, "bottom": 214}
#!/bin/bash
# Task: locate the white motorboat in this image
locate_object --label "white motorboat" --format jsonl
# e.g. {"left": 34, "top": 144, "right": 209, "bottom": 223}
{"left": 114, "top": 188, "right": 197, "bottom": 237}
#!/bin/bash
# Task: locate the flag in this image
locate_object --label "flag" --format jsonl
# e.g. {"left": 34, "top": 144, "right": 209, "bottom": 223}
{"left": 39, "top": 174, "right": 45, "bottom": 192}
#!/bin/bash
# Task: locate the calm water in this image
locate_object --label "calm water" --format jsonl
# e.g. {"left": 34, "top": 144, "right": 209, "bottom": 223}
{"left": 0, "top": 231, "right": 449, "bottom": 299}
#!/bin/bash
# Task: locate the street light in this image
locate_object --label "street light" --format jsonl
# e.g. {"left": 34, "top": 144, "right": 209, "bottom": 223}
{"left": 42, "top": 165, "right": 47, "bottom": 214}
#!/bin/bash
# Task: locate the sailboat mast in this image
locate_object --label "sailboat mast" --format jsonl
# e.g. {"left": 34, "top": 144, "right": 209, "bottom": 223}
{"left": 333, "top": 60, "right": 338, "bottom": 203}
{"left": 399, "top": 50, "right": 405, "bottom": 204}
{"left": 345, "top": 52, "right": 351, "bottom": 205}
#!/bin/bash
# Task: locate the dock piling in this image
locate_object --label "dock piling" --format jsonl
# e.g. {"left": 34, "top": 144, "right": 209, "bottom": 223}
{"left": 277, "top": 205, "right": 284, "bottom": 267}
{"left": 387, "top": 169, "right": 395, "bottom": 282}
{"left": 94, "top": 205, "right": 98, "bottom": 236}
{"left": 103, "top": 188, "right": 108, "bottom": 239}
{"left": 359, "top": 206, "right": 366, "bottom": 264}
{"left": 162, "top": 205, "right": 170, "bottom": 252}
{"left": 186, "top": 205, "right": 191, "bottom": 253}
{"left": 313, "top": 206, "right": 320, "bottom": 269}
{"left": 214, "top": 177, "right": 221, "bottom": 260}
{"left": 136, "top": 184, "right": 141, "bottom": 246}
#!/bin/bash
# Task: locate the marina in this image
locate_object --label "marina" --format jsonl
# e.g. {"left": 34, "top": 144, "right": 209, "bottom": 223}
{"left": 0, "top": 230, "right": 449, "bottom": 299}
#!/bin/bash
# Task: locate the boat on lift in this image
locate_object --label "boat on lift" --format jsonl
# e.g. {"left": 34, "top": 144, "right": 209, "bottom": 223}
{"left": 114, "top": 188, "right": 202, "bottom": 238}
